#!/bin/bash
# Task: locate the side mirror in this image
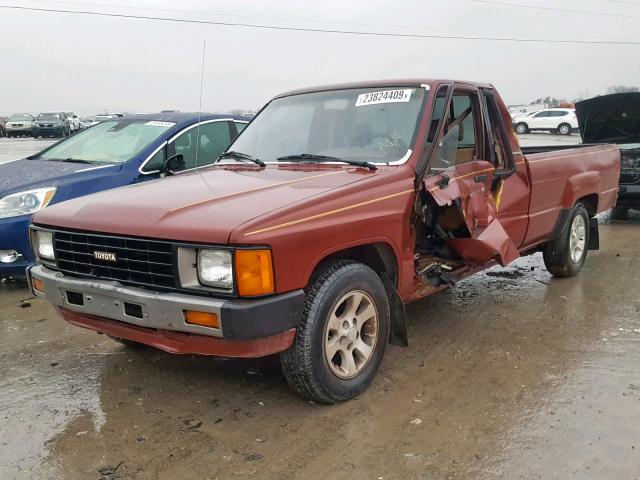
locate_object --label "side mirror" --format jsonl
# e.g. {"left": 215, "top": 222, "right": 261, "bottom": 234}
{"left": 163, "top": 153, "right": 185, "bottom": 175}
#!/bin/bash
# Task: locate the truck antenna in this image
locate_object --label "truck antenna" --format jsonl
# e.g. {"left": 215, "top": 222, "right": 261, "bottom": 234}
{"left": 194, "top": 39, "right": 206, "bottom": 171}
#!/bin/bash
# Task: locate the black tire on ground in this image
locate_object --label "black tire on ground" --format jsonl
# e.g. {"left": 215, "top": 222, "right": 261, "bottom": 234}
{"left": 280, "top": 261, "right": 390, "bottom": 404}
{"left": 543, "top": 202, "right": 590, "bottom": 277}
{"left": 558, "top": 123, "right": 572, "bottom": 136}
{"left": 611, "top": 206, "right": 629, "bottom": 220}
{"left": 108, "top": 335, "right": 147, "bottom": 348}
{"left": 515, "top": 123, "right": 528, "bottom": 134}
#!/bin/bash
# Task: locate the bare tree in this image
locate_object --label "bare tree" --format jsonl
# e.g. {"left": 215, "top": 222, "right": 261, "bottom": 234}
{"left": 606, "top": 85, "right": 640, "bottom": 94}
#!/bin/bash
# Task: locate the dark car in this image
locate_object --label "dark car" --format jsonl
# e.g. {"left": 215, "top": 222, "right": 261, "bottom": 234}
{"left": 576, "top": 93, "right": 640, "bottom": 219}
{"left": 32, "top": 112, "right": 71, "bottom": 138}
{"left": 0, "top": 112, "right": 250, "bottom": 277}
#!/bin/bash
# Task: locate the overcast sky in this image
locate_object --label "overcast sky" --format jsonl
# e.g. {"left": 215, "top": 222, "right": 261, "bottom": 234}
{"left": 1, "top": 0, "right": 639, "bottom": 116}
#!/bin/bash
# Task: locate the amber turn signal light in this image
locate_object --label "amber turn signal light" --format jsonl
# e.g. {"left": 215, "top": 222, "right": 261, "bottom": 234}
{"left": 32, "top": 277, "right": 45, "bottom": 293}
{"left": 235, "top": 249, "right": 275, "bottom": 297}
{"left": 184, "top": 310, "right": 220, "bottom": 329}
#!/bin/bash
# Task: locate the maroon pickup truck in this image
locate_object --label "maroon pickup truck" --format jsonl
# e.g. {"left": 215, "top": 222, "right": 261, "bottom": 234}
{"left": 28, "top": 79, "right": 620, "bottom": 403}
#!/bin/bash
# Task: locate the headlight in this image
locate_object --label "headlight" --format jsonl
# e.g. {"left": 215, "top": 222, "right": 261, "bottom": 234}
{"left": 33, "top": 123, "right": 40, "bottom": 127}
{"left": 33, "top": 230, "right": 55, "bottom": 260}
{"left": 0, "top": 188, "right": 56, "bottom": 219}
{"left": 198, "top": 249, "right": 233, "bottom": 289}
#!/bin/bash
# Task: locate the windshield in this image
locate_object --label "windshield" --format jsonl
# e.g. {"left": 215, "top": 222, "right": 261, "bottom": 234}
{"left": 228, "top": 86, "right": 426, "bottom": 164}
{"left": 9, "top": 115, "right": 30, "bottom": 122}
{"left": 38, "top": 119, "right": 174, "bottom": 164}
{"left": 38, "top": 114, "right": 62, "bottom": 121}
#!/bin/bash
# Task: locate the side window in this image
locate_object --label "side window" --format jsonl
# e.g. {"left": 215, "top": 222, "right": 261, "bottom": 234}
{"left": 429, "top": 91, "right": 479, "bottom": 170}
{"left": 143, "top": 147, "right": 166, "bottom": 172}
{"left": 426, "top": 86, "right": 449, "bottom": 146}
{"left": 534, "top": 111, "right": 549, "bottom": 118}
{"left": 482, "top": 91, "right": 513, "bottom": 173}
{"left": 235, "top": 121, "right": 248, "bottom": 133}
{"left": 171, "top": 121, "right": 233, "bottom": 170}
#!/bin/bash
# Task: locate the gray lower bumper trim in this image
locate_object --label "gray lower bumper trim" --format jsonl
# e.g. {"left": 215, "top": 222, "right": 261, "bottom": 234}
{"left": 30, "top": 264, "right": 225, "bottom": 338}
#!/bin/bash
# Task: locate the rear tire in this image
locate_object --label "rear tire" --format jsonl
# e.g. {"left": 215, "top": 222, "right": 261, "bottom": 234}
{"left": 515, "top": 123, "right": 528, "bottom": 134}
{"left": 558, "top": 123, "right": 572, "bottom": 136}
{"left": 280, "top": 261, "right": 390, "bottom": 403}
{"left": 543, "top": 203, "right": 589, "bottom": 277}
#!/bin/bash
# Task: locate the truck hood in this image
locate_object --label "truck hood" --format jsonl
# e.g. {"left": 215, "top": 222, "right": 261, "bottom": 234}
{"left": 0, "top": 159, "right": 122, "bottom": 197}
{"left": 575, "top": 93, "right": 640, "bottom": 144}
{"left": 33, "top": 166, "right": 375, "bottom": 244}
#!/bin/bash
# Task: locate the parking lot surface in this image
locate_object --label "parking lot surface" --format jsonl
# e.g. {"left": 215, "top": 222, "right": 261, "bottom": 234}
{"left": 2, "top": 132, "right": 638, "bottom": 480}
{"left": 0, "top": 137, "right": 57, "bottom": 164}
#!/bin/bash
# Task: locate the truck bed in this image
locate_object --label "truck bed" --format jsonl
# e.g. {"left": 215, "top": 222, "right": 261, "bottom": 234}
{"left": 521, "top": 143, "right": 620, "bottom": 247}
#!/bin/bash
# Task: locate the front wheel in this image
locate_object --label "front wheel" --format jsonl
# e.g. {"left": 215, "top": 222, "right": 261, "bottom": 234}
{"left": 280, "top": 261, "right": 390, "bottom": 403}
{"left": 515, "top": 123, "right": 528, "bottom": 134}
{"left": 543, "top": 203, "right": 589, "bottom": 277}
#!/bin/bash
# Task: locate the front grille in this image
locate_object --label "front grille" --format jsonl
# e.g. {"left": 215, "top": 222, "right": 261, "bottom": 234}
{"left": 52, "top": 230, "right": 177, "bottom": 291}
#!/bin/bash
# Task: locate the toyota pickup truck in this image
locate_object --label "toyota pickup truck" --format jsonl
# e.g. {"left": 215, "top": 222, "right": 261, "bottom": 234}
{"left": 28, "top": 79, "right": 620, "bottom": 403}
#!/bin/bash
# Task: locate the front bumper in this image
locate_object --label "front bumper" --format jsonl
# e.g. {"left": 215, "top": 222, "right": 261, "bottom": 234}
{"left": 29, "top": 265, "right": 305, "bottom": 357}
{"left": 0, "top": 215, "right": 34, "bottom": 276}
{"left": 32, "top": 126, "right": 64, "bottom": 136}
{"left": 6, "top": 129, "right": 32, "bottom": 135}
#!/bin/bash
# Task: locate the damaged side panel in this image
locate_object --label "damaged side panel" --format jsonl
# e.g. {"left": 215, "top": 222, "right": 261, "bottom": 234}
{"left": 419, "top": 161, "right": 519, "bottom": 269}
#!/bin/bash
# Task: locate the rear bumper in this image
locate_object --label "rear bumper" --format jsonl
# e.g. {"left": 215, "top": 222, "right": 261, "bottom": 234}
{"left": 617, "top": 184, "right": 640, "bottom": 207}
{"left": 29, "top": 265, "right": 305, "bottom": 357}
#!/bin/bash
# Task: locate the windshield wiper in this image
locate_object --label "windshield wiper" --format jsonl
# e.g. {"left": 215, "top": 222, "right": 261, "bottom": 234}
{"left": 60, "top": 158, "right": 93, "bottom": 164}
{"left": 217, "top": 150, "right": 265, "bottom": 167}
{"left": 277, "top": 153, "right": 377, "bottom": 170}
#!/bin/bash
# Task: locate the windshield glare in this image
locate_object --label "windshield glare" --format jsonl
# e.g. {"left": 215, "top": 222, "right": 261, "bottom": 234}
{"left": 38, "top": 120, "right": 173, "bottom": 164}
{"left": 9, "top": 115, "right": 30, "bottom": 121}
{"left": 38, "top": 114, "right": 61, "bottom": 121}
{"left": 228, "top": 87, "right": 426, "bottom": 164}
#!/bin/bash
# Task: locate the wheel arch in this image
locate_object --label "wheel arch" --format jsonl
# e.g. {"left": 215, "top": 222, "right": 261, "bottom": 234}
{"left": 561, "top": 172, "right": 601, "bottom": 213}
{"left": 304, "top": 240, "right": 408, "bottom": 347}
{"left": 307, "top": 241, "right": 400, "bottom": 288}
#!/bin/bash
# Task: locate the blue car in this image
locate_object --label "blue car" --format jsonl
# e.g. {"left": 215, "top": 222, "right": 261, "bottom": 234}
{"left": 0, "top": 112, "right": 250, "bottom": 277}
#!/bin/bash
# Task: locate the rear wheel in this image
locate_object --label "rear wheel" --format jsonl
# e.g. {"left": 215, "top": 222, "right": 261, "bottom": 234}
{"left": 280, "top": 261, "right": 390, "bottom": 403}
{"left": 515, "top": 123, "right": 528, "bottom": 134}
{"left": 543, "top": 203, "right": 589, "bottom": 277}
{"left": 558, "top": 123, "right": 572, "bottom": 136}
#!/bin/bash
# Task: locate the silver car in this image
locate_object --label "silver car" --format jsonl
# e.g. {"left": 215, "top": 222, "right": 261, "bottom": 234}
{"left": 5, "top": 113, "right": 34, "bottom": 137}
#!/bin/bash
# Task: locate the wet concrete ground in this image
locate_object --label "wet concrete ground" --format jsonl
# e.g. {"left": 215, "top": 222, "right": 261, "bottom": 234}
{"left": 1, "top": 212, "right": 639, "bottom": 479}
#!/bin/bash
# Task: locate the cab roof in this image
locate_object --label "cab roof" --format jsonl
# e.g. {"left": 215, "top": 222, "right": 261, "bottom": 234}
{"left": 274, "top": 79, "right": 495, "bottom": 99}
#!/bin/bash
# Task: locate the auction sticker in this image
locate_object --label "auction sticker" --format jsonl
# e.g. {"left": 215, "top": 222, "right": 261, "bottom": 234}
{"left": 145, "top": 121, "right": 175, "bottom": 127}
{"left": 355, "top": 89, "right": 413, "bottom": 107}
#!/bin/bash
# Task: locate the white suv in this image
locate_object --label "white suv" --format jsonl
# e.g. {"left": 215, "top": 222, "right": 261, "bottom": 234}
{"left": 512, "top": 108, "right": 578, "bottom": 136}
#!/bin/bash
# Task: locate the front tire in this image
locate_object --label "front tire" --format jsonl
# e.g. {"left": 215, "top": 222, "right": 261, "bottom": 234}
{"left": 543, "top": 203, "right": 589, "bottom": 277}
{"left": 515, "top": 123, "right": 528, "bottom": 134}
{"left": 280, "top": 261, "right": 390, "bottom": 403}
